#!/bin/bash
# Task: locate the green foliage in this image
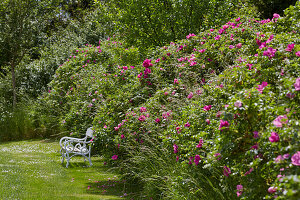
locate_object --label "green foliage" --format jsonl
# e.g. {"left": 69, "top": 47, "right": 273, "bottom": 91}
{"left": 248, "top": 0, "right": 298, "bottom": 19}
{"left": 94, "top": 0, "right": 242, "bottom": 49}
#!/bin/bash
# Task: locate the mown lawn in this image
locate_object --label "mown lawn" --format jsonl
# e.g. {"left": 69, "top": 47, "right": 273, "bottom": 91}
{"left": 0, "top": 140, "right": 141, "bottom": 200}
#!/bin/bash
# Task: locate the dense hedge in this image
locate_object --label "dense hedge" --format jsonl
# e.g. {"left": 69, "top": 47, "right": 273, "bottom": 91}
{"left": 44, "top": 2, "right": 299, "bottom": 199}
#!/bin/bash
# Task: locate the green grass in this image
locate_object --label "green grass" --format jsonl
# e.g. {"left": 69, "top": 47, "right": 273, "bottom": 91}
{"left": 0, "top": 140, "right": 141, "bottom": 200}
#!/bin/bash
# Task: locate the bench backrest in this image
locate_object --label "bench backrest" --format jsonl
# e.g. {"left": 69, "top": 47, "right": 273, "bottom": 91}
{"left": 86, "top": 127, "right": 93, "bottom": 138}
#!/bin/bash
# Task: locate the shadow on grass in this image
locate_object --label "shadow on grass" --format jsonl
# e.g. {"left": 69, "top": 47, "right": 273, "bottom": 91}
{"left": 85, "top": 179, "right": 143, "bottom": 199}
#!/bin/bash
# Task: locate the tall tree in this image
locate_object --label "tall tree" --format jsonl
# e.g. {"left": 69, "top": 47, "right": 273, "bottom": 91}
{"left": 0, "top": 0, "right": 62, "bottom": 108}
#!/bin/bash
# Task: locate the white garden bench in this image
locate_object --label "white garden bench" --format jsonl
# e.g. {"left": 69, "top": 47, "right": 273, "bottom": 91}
{"left": 59, "top": 127, "right": 94, "bottom": 168}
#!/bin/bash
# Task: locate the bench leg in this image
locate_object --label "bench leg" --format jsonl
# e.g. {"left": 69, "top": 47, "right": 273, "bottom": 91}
{"left": 66, "top": 152, "right": 70, "bottom": 168}
{"left": 88, "top": 152, "right": 92, "bottom": 166}
{"left": 60, "top": 149, "right": 65, "bottom": 164}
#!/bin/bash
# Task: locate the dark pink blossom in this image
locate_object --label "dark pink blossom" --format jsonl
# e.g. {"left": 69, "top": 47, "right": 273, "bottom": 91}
{"left": 287, "top": 93, "right": 295, "bottom": 99}
{"left": 236, "top": 43, "right": 242, "bottom": 49}
{"left": 266, "top": 34, "right": 274, "bottom": 43}
{"left": 140, "top": 107, "right": 147, "bottom": 113}
{"left": 251, "top": 143, "right": 259, "bottom": 150}
{"left": 219, "top": 120, "right": 229, "bottom": 130}
{"left": 291, "top": 151, "right": 300, "bottom": 166}
{"left": 203, "top": 105, "right": 212, "bottom": 111}
{"left": 235, "top": 17, "right": 241, "bottom": 22}
{"left": 205, "top": 119, "right": 210, "bottom": 124}
{"left": 214, "top": 153, "right": 222, "bottom": 160}
{"left": 112, "top": 155, "right": 118, "bottom": 160}
{"left": 215, "top": 35, "right": 221, "bottom": 40}
{"left": 196, "top": 139, "right": 203, "bottom": 148}
{"left": 138, "top": 115, "right": 146, "bottom": 121}
{"left": 194, "top": 155, "right": 201, "bottom": 166}
{"left": 173, "top": 144, "right": 178, "bottom": 154}
{"left": 296, "top": 51, "right": 300, "bottom": 57}
{"left": 143, "top": 59, "right": 153, "bottom": 68}
{"left": 186, "top": 33, "right": 196, "bottom": 39}
{"left": 184, "top": 122, "right": 190, "bottom": 127}
{"left": 256, "top": 81, "right": 268, "bottom": 93}
{"left": 174, "top": 79, "right": 179, "bottom": 84}
{"left": 263, "top": 47, "right": 277, "bottom": 59}
{"left": 269, "top": 132, "right": 280, "bottom": 142}
{"left": 285, "top": 43, "right": 295, "bottom": 52}
{"left": 253, "top": 131, "right": 259, "bottom": 138}
{"left": 155, "top": 118, "right": 160, "bottom": 123}
{"left": 244, "top": 168, "right": 253, "bottom": 175}
{"left": 223, "top": 166, "right": 231, "bottom": 176}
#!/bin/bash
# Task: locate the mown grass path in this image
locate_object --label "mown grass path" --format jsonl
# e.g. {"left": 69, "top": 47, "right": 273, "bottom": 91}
{"left": 0, "top": 140, "right": 138, "bottom": 200}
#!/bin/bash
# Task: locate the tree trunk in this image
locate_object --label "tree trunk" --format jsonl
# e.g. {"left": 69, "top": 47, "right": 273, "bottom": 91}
{"left": 11, "top": 62, "right": 17, "bottom": 109}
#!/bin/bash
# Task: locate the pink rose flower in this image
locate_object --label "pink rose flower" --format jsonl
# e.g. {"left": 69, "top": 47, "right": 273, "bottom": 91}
{"left": 285, "top": 43, "right": 295, "bottom": 52}
{"left": 294, "top": 78, "right": 300, "bottom": 91}
{"left": 138, "top": 115, "right": 146, "bottom": 121}
{"left": 273, "top": 13, "right": 280, "bottom": 18}
{"left": 219, "top": 120, "right": 229, "bottom": 130}
{"left": 296, "top": 51, "right": 300, "bottom": 57}
{"left": 236, "top": 43, "right": 242, "bottom": 49}
{"left": 269, "top": 132, "right": 280, "bottom": 142}
{"left": 253, "top": 131, "right": 259, "bottom": 138}
{"left": 194, "top": 155, "right": 201, "bottom": 166}
{"left": 186, "top": 33, "right": 196, "bottom": 39}
{"left": 140, "top": 107, "right": 147, "bottom": 113}
{"left": 214, "top": 153, "right": 222, "bottom": 160}
{"left": 234, "top": 100, "right": 242, "bottom": 108}
{"left": 291, "top": 151, "right": 300, "bottom": 166}
{"left": 184, "top": 122, "right": 190, "bottom": 127}
{"left": 196, "top": 139, "right": 203, "bottom": 148}
{"left": 155, "top": 118, "right": 160, "bottom": 123}
{"left": 223, "top": 166, "right": 231, "bottom": 176}
{"left": 273, "top": 115, "right": 288, "bottom": 127}
{"left": 173, "top": 144, "right": 178, "bottom": 154}
{"left": 203, "top": 105, "right": 212, "bottom": 111}
{"left": 215, "top": 35, "right": 221, "bottom": 40}
{"left": 143, "top": 59, "right": 153, "bottom": 68}
{"left": 112, "top": 155, "right": 118, "bottom": 160}
{"left": 268, "top": 186, "right": 277, "bottom": 194}
{"left": 187, "top": 92, "right": 193, "bottom": 99}
{"left": 205, "top": 119, "right": 210, "bottom": 124}
{"left": 263, "top": 47, "right": 277, "bottom": 59}
{"left": 236, "top": 185, "right": 243, "bottom": 197}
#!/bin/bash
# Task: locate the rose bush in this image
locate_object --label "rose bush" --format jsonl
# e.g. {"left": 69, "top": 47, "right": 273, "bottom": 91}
{"left": 44, "top": 2, "right": 299, "bottom": 199}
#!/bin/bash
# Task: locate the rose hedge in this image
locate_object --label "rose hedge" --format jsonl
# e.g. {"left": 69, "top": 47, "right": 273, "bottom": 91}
{"left": 44, "top": 2, "right": 299, "bottom": 199}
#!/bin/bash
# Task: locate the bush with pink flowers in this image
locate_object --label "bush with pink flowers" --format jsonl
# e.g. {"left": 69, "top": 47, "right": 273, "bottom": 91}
{"left": 44, "top": 2, "right": 300, "bottom": 199}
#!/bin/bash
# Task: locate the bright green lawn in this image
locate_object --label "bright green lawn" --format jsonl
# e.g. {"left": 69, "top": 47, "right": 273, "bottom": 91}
{"left": 0, "top": 140, "right": 141, "bottom": 200}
